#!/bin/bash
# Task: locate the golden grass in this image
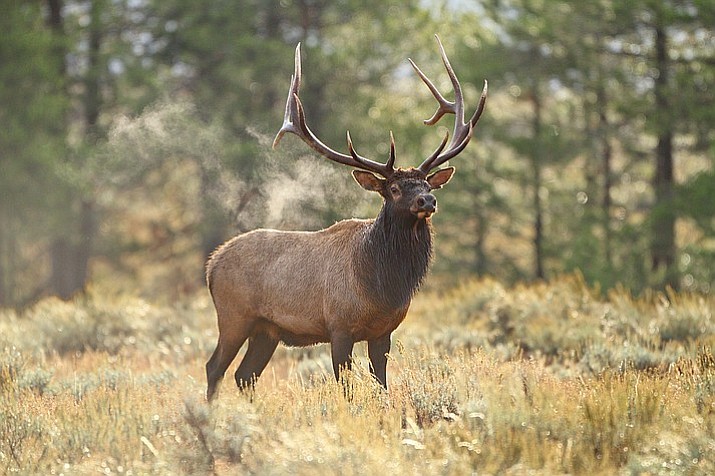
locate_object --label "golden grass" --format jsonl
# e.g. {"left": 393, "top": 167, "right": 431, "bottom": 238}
{"left": 1, "top": 276, "right": 714, "bottom": 474}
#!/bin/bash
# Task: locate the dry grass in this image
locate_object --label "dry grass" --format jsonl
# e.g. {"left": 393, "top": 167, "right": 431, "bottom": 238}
{"left": 1, "top": 276, "right": 714, "bottom": 475}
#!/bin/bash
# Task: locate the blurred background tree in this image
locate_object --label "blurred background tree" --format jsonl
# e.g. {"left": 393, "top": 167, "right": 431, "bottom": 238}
{"left": 0, "top": 1, "right": 68, "bottom": 305}
{"left": 0, "top": 0, "right": 713, "bottom": 307}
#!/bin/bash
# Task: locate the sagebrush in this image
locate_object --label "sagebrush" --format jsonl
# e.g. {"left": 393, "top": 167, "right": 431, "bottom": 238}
{"left": 1, "top": 276, "right": 713, "bottom": 474}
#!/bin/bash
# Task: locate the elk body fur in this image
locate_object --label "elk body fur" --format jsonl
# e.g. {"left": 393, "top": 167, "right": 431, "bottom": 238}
{"left": 205, "top": 36, "right": 486, "bottom": 400}
{"left": 206, "top": 212, "right": 429, "bottom": 349}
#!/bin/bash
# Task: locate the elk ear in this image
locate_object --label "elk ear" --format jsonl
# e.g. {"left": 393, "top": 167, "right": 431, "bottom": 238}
{"left": 426, "top": 166, "right": 455, "bottom": 190}
{"left": 352, "top": 170, "right": 385, "bottom": 193}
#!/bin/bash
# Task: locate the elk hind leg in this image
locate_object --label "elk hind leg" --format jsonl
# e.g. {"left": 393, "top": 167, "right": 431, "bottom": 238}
{"left": 234, "top": 332, "right": 279, "bottom": 390}
{"left": 206, "top": 322, "right": 252, "bottom": 401}
{"left": 330, "top": 333, "right": 355, "bottom": 383}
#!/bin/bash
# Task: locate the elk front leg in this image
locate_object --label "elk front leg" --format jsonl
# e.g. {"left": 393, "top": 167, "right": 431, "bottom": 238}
{"left": 235, "top": 332, "right": 279, "bottom": 390}
{"left": 330, "top": 333, "right": 354, "bottom": 383}
{"left": 368, "top": 333, "right": 391, "bottom": 389}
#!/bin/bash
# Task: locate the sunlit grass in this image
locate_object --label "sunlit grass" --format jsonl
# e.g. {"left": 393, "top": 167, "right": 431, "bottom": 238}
{"left": 1, "top": 276, "right": 714, "bottom": 474}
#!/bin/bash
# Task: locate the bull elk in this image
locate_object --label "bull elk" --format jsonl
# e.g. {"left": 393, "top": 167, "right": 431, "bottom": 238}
{"left": 205, "top": 35, "right": 487, "bottom": 400}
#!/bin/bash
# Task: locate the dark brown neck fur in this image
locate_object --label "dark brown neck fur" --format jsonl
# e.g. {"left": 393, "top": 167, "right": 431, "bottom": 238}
{"left": 355, "top": 201, "right": 433, "bottom": 312}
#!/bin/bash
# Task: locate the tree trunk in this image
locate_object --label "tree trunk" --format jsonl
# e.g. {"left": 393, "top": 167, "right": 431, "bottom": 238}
{"left": 530, "top": 88, "right": 545, "bottom": 280}
{"left": 48, "top": 0, "right": 101, "bottom": 299}
{"left": 49, "top": 201, "right": 95, "bottom": 300}
{"left": 474, "top": 209, "right": 488, "bottom": 275}
{"left": 471, "top": 176, "right": 488, "bottom": 275}
{"left": 596, "top": 82, "right": 614, "bottom": 273}
{"left": 84, "top": 0, "right": 102, "bottom": 140}
{"left": 650, "top": 21, "right": 678, "bottom": 289}
{"left": 46, "top": 0, "right": 76, "bottom": 300}
{"left": 51, "top": 238, "right": 76, "bottom": 300}
{"left": 47, "top": 0, "right": 62, "bottom": 29}
{"left": 74, "top": 199, "right": 96, "bottom": 291}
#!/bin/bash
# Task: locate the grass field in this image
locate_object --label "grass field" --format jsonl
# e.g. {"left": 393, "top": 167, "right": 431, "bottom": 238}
{"left": 1, "top": 276, "right": 714, "bottom": 475}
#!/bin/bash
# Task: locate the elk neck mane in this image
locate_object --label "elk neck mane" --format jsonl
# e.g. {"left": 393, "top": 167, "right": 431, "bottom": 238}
{"left": 355, "top": 201, "right": 433, "bottom": 312}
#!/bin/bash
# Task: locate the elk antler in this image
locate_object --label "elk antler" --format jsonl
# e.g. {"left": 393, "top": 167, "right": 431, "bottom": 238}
{"left": 411, "top": 35, "right": 488, "bottom": 174}
{"left": 272, "top": 43, "right": 395, "bottom": 178}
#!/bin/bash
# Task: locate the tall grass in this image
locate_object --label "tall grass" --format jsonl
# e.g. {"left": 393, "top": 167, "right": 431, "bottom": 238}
{"left": 1, "top": 276, "right": 713, "bottom": 474}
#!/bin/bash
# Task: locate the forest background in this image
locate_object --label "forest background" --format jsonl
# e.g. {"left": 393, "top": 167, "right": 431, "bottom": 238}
{"left": 1, "top": 0, "right": 714, "bottom": 308}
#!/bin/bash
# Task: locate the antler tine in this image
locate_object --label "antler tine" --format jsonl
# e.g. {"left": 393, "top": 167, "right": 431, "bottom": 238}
{"left": 408, "top": 58, "right": 453, "bottom": 126}
{"left": 422, "top": 130, "right": 450, "bottom": 167}
{"left": 387, "top": 131, "right": 396, "bottom": 170}
{"left": 272, "top": 44, "right": 302, "bottom": 149}
{"left": 470, "top": 80, "right": 488, "bottom": 127}
{"left": 273, "top": 43, "right": 394, "bottom": 178}
{"left": 414, "top": 35, "right": 488, "bottom": 173}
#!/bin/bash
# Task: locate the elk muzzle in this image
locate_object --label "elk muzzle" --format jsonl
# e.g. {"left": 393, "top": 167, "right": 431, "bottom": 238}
{"left": 411, "top": 193, "right": 437, "bottom": 220}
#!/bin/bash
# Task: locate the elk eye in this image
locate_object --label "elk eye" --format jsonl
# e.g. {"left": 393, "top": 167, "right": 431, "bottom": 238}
{"left": 390, "top": 185, "right": 400, "bottom": 195}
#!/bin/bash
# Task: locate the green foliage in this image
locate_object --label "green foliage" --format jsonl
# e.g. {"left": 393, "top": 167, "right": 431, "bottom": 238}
{"left": 0, "top": 1, "right": 69, "bottom": 305}
{"left": 678, "top": 171, "right": 715, "bottom": 236}
{"left": 2, "top": 0, "right": 715, "bottom": 297}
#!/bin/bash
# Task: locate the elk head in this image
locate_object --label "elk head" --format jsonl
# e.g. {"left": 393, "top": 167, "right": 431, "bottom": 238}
{"left": 272, "top": 35, "right": 488, "bottom": 220}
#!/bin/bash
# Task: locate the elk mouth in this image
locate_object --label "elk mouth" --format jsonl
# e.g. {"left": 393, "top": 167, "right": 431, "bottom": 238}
{"left": 411, "top": 208, "right": 435, "bottom": 220}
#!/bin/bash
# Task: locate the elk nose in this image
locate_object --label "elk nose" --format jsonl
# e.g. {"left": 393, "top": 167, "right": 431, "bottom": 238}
{"left": 416, "top": 193, "right": 437, "bottom": 213}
